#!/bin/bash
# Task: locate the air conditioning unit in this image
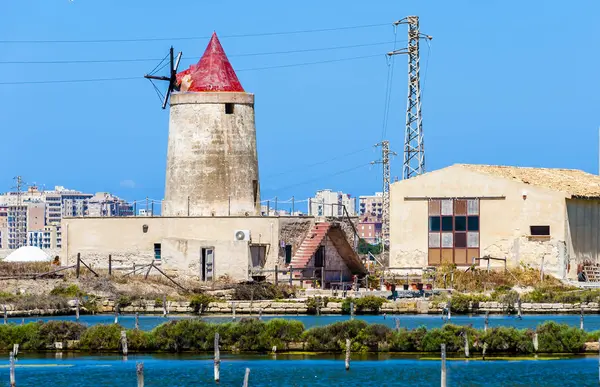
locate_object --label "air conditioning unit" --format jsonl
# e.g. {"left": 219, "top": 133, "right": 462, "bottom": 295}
{"left": 233, "top": 230, "right": 250, "bottom": 241}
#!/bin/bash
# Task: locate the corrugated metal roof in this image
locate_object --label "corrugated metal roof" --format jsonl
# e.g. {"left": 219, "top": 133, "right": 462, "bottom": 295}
{"left": 457, "top": 164, "right": 600, "bottom": 198}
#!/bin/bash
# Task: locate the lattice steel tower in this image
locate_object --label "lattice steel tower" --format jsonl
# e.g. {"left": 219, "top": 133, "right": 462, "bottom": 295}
{"left": 373, "top": 141, "right": 397, "bottom": 251}
{"left": 388, "top": 16, "right": 431, "bottom": 180}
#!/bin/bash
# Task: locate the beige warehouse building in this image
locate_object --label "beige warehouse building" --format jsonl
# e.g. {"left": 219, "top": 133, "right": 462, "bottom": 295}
{"left": 389, "top": 164, "right": 600, "bottom": 280}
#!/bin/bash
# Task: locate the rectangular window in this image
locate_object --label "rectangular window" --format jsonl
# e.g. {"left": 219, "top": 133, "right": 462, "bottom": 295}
{"left": 467, "top": 216, "right": 479, "bottom": 231}
{"left": 153, "top": 243, "right": 161, "bottom": 260}
{"left": 454, "top": 216, "right": 467, "bottom": 231}
{"left": 441, "top": 216, "right": 453, "bottom": 231}
{"left": 225, "top": 103, "right": 234, "bottom": 114}
{"left": 429, "top": 217, "right": 441, "bottom": 232}
{"left": 530, "top": 225, "right": 550, "bottom": 236}
{"left": 428, "top": 198, "right": 480, "bottom": 266}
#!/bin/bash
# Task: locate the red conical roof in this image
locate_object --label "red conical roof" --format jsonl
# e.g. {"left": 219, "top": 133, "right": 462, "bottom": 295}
{"left": 176, "top": 32, "right": 244, "bottom": 92}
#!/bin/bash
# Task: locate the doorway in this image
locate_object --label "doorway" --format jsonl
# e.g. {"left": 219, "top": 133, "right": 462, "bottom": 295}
{"left": 201, "top": 248, "right": 214, "bottom": 281}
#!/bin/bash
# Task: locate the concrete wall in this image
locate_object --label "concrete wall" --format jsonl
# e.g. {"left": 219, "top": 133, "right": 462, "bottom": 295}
{"left": 63, "top": 216, "right": 280, "bottom": 281}
{"left": 567, "top": 199, "right": 600, "bottom": 278}
{"left": 389, "top": 165, "right": 569, "bottom": 277}
{"left": 164, "top": 92, "right": 260, "bottom": 217}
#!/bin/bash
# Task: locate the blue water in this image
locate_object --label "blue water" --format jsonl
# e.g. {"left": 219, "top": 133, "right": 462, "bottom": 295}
{"left": 3, "top": 353, "right": 597, "bottom": 386}
{"left": 10, "top": 313, "right": 600, "bottom": 331}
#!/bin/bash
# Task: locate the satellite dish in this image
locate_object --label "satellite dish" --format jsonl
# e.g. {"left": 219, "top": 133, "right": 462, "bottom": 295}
{"left": 235, "top": 231, "right": 246, "bottom": 241}
{"left": 144, "top": 47, "right": 183, "bottom": 109}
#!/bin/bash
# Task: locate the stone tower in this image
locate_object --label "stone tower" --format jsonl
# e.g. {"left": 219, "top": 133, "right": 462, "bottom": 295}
{"left": 163, "top": 32, "right": 260, "bottom": 217}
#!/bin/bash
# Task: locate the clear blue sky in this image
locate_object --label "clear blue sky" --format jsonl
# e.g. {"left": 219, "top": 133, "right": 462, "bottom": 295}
{"left": 1, "top": 1, "right": 599, "bottom": 210}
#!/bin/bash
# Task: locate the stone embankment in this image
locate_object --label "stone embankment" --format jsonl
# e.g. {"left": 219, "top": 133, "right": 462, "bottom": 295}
{"left": 2, "top": 299, "right": 600, "bottom": 317}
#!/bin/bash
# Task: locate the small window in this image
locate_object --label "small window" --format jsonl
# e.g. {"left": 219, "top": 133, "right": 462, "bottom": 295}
{"left": 454, "top": 216, "right": 467, "bottom": 232}
{"left": 429, "top": 217, "right": 441, "bottom": 232}
{"left": 467, "top": 216, "right": 479, "bottom": 231}
{"left": 530, "top": 225, "right": 550, "bottom": 236}
{"left": 154, "top": 243, "right": 161, "bottom": 260}
{"left": 441, "top": 216, "right": 453, "bottom": 231}
{"left": 225, "top": 103, "right": 234, "bottom": 114}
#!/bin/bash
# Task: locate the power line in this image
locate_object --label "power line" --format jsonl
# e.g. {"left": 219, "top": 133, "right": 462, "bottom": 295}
{"left": 272, "top": 163, "right": 372, "bottom": 192}
{"left": 0, "top": 41, "right": 398, "bottom": 65}
{"left": 0, "top": 54, "right": 383, "bottom": 85}
{"left": 264, "top": 146, "right": 374, "bottom": 178}
{"left": 0, "top": 23, "right": 390, "bottom": 44}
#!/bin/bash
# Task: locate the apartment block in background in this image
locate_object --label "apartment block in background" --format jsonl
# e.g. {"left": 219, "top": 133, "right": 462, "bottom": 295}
{"left": 88, "top": 192, "right": 134, "bottom": 217}
{"left": 308, "top": 189, "right": 355, "bottom": 217}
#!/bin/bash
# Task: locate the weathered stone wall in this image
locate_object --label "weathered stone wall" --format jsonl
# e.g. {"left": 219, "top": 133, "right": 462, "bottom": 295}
{"left": 164, "top": 92, "right": 259, "bottom": 217}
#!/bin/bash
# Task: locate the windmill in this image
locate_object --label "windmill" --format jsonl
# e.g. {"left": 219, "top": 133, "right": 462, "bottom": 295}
{"left": 144, "top": 47, "right": 183, "bottom": 109}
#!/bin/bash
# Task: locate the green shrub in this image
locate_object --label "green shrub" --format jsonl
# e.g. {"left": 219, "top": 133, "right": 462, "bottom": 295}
{"left": 303, "top": 320, "right": 368, "bottom": 351}
{"left": 79, "top": 324, "right": 122, "bottom": 350}
{"left": 481, "top": 327, "right": 533, "bottom": 353}
{"left": 537, "top": 322, "right": 586, "bottom": 353}
{"left": 152, "top": 319, "right": 217, "bottom": 352}
{"left": 341, "top": 296, "right": 385, "bottom": 315}
{"left": 38, "top": 321, "right": 86, "bottom": 347}
{"left": 50, "top": 284, "right": 82, "bottom": 298}
{"left": 448, "top": 294, "right": 490, "bottom": 313}
{"left": 189, "top": 294, "right": 215, "bottom": 313}
{"left": 354, "top": 323, "right": 392, "bottom": 352}
{"left": 419, "top": 324, "right": 476, "bottom": 352}
{"left": 258, "top": 319, "right": 304, "bottom": 350}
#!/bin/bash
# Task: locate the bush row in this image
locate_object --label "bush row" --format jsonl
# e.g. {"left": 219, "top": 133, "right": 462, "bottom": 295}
{"left": 0, "top": 319, "right": 595, "bottom": 354}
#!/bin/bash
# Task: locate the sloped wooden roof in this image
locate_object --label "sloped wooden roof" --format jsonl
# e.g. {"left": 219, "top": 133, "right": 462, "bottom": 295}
{"left": 458, "top": 164, "right": 600, "bottom": 198}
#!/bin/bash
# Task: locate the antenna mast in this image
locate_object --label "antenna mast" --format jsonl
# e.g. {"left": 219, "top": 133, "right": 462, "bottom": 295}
{"left": 388, "top": 16, "right": 431, "bottom": 180}
{"left": 144, "top": 46, "right": 183, "bottom": 109}
{"left": 11, "top": 176, "right": 26, "bottom": 249}
{"left": 372, "top": 141, "right": 397, "bottom": 253}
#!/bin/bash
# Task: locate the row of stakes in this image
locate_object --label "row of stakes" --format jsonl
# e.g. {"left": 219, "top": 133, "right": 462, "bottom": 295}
{"left": 2, "top": 299, "right": 598, "bottom": 386}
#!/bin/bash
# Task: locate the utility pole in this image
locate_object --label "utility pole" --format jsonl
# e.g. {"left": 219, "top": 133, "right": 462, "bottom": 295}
{"left": 11, "top": 176, "right": 26, "bottom": 248}
{"left": 372, "top": 141, "right": 397, "bottom": 253}
{"left": 387, "top": 16, "right": 432, "bottom": 180}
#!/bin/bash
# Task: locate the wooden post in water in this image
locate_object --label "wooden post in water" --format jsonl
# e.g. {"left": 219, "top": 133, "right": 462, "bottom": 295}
{"left": 3, "top": 305, "right": 7, "bottom": 325}
{"left": 464, "top": 333, "right": 469, "bottom": 358}
{"left": 12, "top": 344, "right": 18, "bottom": 358}
{"left": 484, "top": 311, "right": 489, "bottom": 332}
{"left": 135, "top": 312, "right": 139, "bottom": 330}
{"left": 440, "top": 344, "right": 447, "bottom": 387}
{"left": 214, "top": 333, "right": 220, "bottom": 383}
{"left": 242, "top": 368, "right": 250, "bottom": 387}
{"left": 136, "top": 362, "right": 144, "bottom": 387}
{"left": 259, "top": 308, "right": 263, "bottom": 320}
{"left": 447, "top": 301, "right": 452, "bottom": 321}
{"left": 580, "top": 304, "right": 584, "bottom": 330}
{"left": 9, "top": 351, "right": 15, "bottom": 387}
{"left": 75, "top": 298, "right": 80, "bottom": 322}
{"left": 114, "top": 305, "right": 119, "bottom": 324}
{"left": 533, "top": 333, "right": 539, "bottom": 352}
{"left": 120, "top": 330, "right": 128, "bottom": 357}
{"left": 232, "top": 302, "right": 236, "bottom": 321}
{"left": 20, "top": 319, "right": 23, "bottom": 326}
{"left": 482, "top": 342, "right": 488, "bottom": 360}
{"left": 350, "top": 302, "right": 354, "bottom": 320}
{"left": 345, "top": 338, "right": 351, "bottom": 371}
{"left": 162, "top": 294, "right": 168, "bottom": 318}
{"left": 395, "top": 317, "right": 400, "bottom": 332}
{"left": 517, "top": 297, "right": 522, "bottom": 319}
